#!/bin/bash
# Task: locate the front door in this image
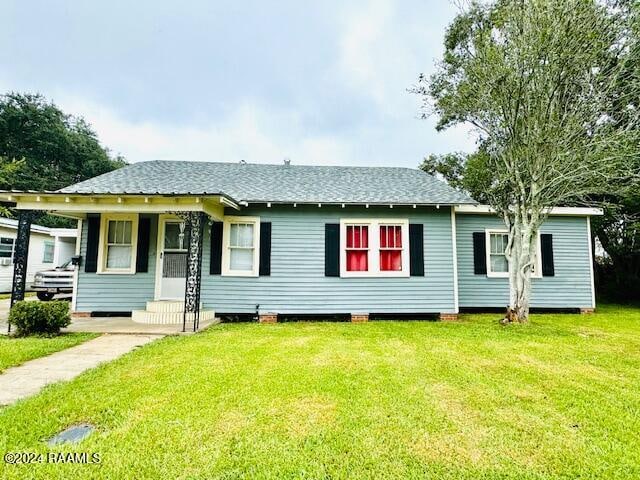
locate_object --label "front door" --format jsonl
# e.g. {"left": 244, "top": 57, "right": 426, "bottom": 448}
{"left": 157, "top": 216, "right": 187, "bottom": 299}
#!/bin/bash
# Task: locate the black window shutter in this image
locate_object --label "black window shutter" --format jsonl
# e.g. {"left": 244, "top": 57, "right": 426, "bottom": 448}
{"left": 409, "top": 224, "right": 424, "bottom": 276}
{"left": 84, "top": 214, "right": 100, "bottom": 273}
{"left": 325, "top": 224, "right": 340, "bottom": 277}
{"left": 541, "top": 233, "right": 555, "bottom": 276}
{"left": 135, "top": 217, "right": 151, "bottom": 273}
{"left": 473, "top": 232, "right": 487, "bottom": 275}
{"left": 259, "top": 222, "right": 272, "bottom": 276}
{"left": 209, "top": 221, "right": 223, "bottom": 275}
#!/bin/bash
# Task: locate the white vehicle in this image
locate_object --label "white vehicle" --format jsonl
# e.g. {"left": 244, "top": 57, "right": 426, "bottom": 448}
{"left": 32, "top": 261, "right": 74, "bottom": 301}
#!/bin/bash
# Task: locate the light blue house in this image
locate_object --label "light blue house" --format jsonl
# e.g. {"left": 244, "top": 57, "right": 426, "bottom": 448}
{"left": 3, "top": 160, "right": 600, "bottom": 327}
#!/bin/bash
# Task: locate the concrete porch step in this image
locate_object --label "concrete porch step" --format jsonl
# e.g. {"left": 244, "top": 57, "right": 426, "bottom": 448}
{"left": 132, "top": 309, "right": 216, "bottom": 325}
{"left": 145, "top": 300, "right": 203, "bottom": 313}
{"left": 133, "top": 300, "right": 214, "bottom": 325}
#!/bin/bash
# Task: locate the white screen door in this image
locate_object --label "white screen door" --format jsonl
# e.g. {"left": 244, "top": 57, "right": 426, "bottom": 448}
{"left": 158, "top": 218, "right": 187, "bottom": 299}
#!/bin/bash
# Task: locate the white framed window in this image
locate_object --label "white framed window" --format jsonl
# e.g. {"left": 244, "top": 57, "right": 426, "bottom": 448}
{"left": 345, "top": 224, "right": 369, "bottom": 272}
{"left": 340, "top": 219, "right": 409, "bottom": 277}
{"left": 0, "top": 237, "right": 15, "bottom": 259}
{"left": 379, "top": 224, "right": 404, "bottom": 272}
{"left": 222, "top": 216, "right": 260, "bottom": 277}
{"left": 97, "top": 213, "right": 139, "bottom": 274}
{"left": 43, "top": 240, "right": 55, "bottom": 263}
{"left": 485, "top": 229, "right": 541, "bottom": 278}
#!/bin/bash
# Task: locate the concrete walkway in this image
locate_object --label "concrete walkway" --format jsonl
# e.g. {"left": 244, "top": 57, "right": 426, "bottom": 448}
{"left": 0, "top": 334, "right": 161, "bottom": 406}
{"left": 0, "top": 297, "right": 219, "bottom": 335}
{"left": 64, "top": 316, "right": 219, "bottom": 335}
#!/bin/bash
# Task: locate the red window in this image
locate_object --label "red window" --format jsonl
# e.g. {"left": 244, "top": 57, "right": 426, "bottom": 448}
{"left": 379, "top": 225, "right": 402, "bottom": 271}
{"left": 346, "top": 225, "right": 368, "bottom": 271}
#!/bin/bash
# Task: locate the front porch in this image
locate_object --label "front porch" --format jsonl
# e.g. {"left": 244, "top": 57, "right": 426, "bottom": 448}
{"left": 0, "top": 297, "right": 219, "bottom": 336}
{"left": 65, "top": 313, "right": 220, "bottom": 335}
{"left": 1, "top": 192, "right": 233, "bottom": 333}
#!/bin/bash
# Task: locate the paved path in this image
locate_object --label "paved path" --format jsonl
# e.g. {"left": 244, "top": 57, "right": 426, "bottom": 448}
{"left": 0, "top": 334, "right": 161, "bottom": 405}
{"left": 64, "top": 316, "right": 219, "bottom": 335}
{"left": 1, "top": 303, "right": 218, "bottom": 336}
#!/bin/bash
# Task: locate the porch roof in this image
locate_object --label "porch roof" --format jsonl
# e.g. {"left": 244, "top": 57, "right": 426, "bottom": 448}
{"left": 0, "top": 192, "right": 231, "bottom": 220}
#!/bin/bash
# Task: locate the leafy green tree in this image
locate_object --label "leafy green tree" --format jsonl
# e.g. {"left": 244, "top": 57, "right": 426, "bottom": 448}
{"left": 592, "top": 168, "right": 640, "bottom": 303}
{"left": 589, "top": 0, "right": 640, "bottom": 302}
{"left": 0, "top": 92, "right": 126, "bottom": 226}
{"left": 414, "top": 0, "right": 640, "bottom": 321}
{"left": 420, "top": 149, "right": 493, "bottom": 203}
{"left": 0, "top": 156, "right": 24, "bottom": 216}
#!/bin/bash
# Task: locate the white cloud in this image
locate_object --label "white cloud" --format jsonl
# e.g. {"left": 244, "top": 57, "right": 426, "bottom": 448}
{"left": 336, "top": 0, "right": 424, "bottom": 114}
{"left": 54, "top": 92, "right": 476, "bottom": 168}
{"left": 338, "top": 0, "right": 393, "bottom": 105}
{"left": 0, "top": 0, "right": 477, "bottom": 170}
{"left": 334, "top": 0, "right": 477, "bottom": 154}
{"left": 55, "top": 95, "right": 354, "bottom": 166}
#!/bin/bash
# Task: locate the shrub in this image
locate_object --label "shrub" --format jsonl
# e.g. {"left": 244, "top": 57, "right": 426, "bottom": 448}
{"left": 8, "top": 300, "right": 71, "bottom": 336}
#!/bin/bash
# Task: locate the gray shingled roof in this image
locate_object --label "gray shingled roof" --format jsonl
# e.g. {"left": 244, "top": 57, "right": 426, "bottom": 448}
{"left": 58, "top": 160, "right": 475, "bottom": 205}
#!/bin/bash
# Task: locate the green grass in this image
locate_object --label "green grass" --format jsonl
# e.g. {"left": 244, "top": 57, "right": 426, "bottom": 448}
{"left": 0, "top": 292, "right": 36, "bottom": 300}
{"left": 1, "top": 305, "right": 639, "bottom": 479}
{"left": 0, "top": 333, "right": 97, "bottom": 373}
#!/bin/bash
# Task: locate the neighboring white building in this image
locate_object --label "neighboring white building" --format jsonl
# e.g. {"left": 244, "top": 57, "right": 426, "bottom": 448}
{"left": 0, "top": 218, "right": 77, "bottom": 292}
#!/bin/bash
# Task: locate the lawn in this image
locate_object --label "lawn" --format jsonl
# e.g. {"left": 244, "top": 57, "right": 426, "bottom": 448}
{"left": 1, "top": 305, "right": 639, "bottom": 479}
{"left": 0, "top": 333, "right": 97, "bottom": 373}
{"left": 0, "top": 292, "right": 36, "bottom": 300}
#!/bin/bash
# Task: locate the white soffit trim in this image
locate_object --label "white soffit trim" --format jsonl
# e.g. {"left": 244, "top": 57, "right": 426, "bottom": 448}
{"left": 455, "top": 205, "right": 604, "bottom": 216}
{"left": 48, "top": 228, "right": 78, "bottom": 238}
{"left": 2, "top": 194, "right": 227, "bottom": 221}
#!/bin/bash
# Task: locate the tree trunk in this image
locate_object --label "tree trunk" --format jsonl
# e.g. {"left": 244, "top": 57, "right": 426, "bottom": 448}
{"left": 505, "top": 211, "right": 538, "bottom": 323}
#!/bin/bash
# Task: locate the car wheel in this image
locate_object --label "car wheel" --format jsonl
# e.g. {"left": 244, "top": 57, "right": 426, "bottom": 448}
{"left": 36, "top": 292, "right": 55, "bottom": 301}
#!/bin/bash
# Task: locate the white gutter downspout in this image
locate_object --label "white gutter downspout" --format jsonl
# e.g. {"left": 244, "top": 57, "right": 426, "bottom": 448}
{"left": 587, "top": 216, "right": 596, "bottom": 309}
{"left": 451, "top": 207, "right": 459, "bottom": 313}
{"left": 71, "top": 219, "right": 82, "bottom": 312}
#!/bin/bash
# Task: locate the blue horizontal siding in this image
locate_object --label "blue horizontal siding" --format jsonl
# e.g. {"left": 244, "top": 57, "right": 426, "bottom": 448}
{"left": 74, "top": 206, "right": 456, "bottom": 314}
{"left": 74, "top": 207, "right": 594, "bottom": 314}
{"left": 456, "top": 214, "right": 593, "bottom": 308}
{"left": 75, "top": 214, "right": 157, "bottom": 312}
{"left": 201, "top": 205, "right": 455, "bottom": 314}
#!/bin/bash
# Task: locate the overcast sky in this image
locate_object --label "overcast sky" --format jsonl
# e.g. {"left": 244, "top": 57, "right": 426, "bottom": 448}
{"left": 1, "top": 0, "right": 476, "bottom": 168}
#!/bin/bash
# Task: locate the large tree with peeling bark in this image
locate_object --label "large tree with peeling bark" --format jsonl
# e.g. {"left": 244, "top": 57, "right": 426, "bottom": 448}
{"left": 413, "top": 0, "right": 640, "bottom": 322}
